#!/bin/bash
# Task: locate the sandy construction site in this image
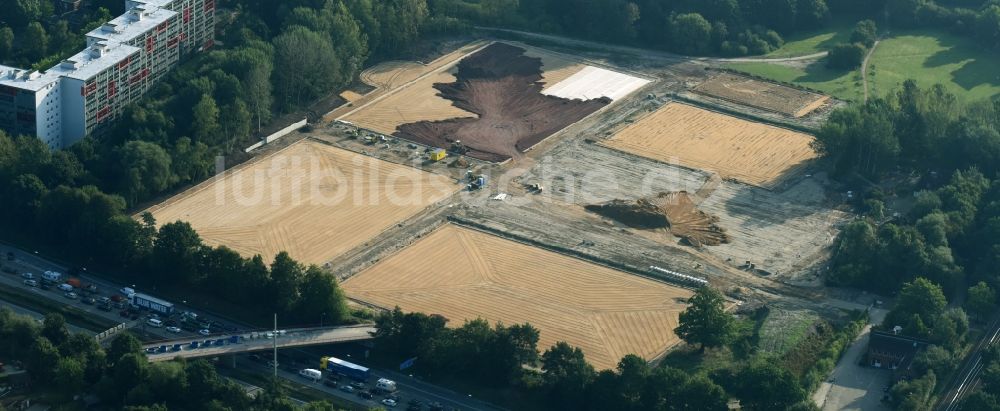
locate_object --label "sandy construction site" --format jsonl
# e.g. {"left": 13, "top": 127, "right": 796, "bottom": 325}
{"left": 342, "top": 224, "right": 692, "bottom": 370}
{"left": 147, "top": 140, "right": 458, "bottom": 265}
{"left": 342, "top": 42, "right": 649, "bottom": 162}
{"left": 693, "top": 73, "right": 830, "bottom": 117}
{"left": 602, "top": 103, "right": 819, "bottom": 188}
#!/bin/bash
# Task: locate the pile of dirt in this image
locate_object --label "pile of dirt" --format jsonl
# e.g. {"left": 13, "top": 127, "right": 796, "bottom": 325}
{"left": 584, "top": 199, "right": 668, "bottom": 229}
{"left": 586, "top": 192, "right": 731, "bottom": 247}
{"left": 396, "top": 43, "right": 609, "bottom": 162}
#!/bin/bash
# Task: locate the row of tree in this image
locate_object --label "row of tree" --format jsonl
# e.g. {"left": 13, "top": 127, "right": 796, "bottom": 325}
{"left": 0, "top": 309, "right": 340, "bottom": 410}
{"left": 374, "top": 287, "right": 829, "bottom": 411}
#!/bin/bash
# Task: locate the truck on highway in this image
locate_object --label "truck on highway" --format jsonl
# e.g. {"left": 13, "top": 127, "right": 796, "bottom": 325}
{"left": 321, "top": 356, "right": 370, "bottom": 381}
{"left": 130, "top": 292, "right": 175, "bottom": 315}
{"left": 41, "top": 271, "right": 62, "bottom": 283}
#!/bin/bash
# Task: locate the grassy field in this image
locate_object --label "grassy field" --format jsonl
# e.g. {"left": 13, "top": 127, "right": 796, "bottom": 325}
{"left": 723, "top": 61, "right": 862, "bottom": 101}
{"left": 868, "top": 30, "right": 1000, "bottom": 102}
{"left": 727, "top": 30, "right": 1000, "bottom": 103}
{"left": 763, "top": 18, "right": 856, "bottom": 58}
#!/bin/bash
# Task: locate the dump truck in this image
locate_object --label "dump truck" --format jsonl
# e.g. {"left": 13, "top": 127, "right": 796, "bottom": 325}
{"left": 321, "top": 356, "right": 369, "bottom": 381}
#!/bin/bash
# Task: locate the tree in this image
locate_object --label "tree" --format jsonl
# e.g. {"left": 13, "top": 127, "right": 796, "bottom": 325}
{"left": 885, "top": 278, "right": 947, "bottom": 334}
{"left": 541, "top": 342, "right": 595, "bottom": 409}
{"left": 669, "top": 13, "right": 713, "bottom": 55}
{"left": 851, "top": 19, "right": 878, "bottom": 47}
{"left": 968, "top": 282, "right": 997, "bottom": 320}
{"left": 736, "top": 362, "right": 806, "bottom": 411}
{"left": 117, "top": 140, "right": 174, "bottom": 204}
{"left": 11, "top": 0, "right": 49, "bottom": 28}
{"left": 269, "top": 252, "right": 304, "bottom": 313}
{"left": 53, "top": 357, "right": 86, "bottom": 400}
{"left": 294, "top": 266, "right": 348, "bottom": 326}
{"left": 23, "top": 22, "right": 48, "bottom": 62}
{"left": 219, "top": 100, "right": 251, "bottom": 152}
{"left": 796, "top": 0, "right": 830, "bottom": 28}
{"left": 0, "top": 26, "right": 13, "bottom": 60}
{"left": 26, "top": 337, "right": 60, "bottom": 382}
{"left": 50, "top": 20, "right": 71, "bottom": 52}
{"left": 114, "top": 353, "right": 149, "bottom": 398}
{"left": 191, "top": 94, "right": 221, "bottom": 144}
{"left": 107, "top": 333, "right": 143, "bottom": 364}
{"left": 152, "top": 222, "right": 204, "bottom": 285}
{"left": 41, "top": 313, "right": 69, "bottom": 347}
{"left": 827, "top": 42, "right": 866, "bottom": 69}
{"left": 271, "top": 26, "right": 340, "bottom": 109}
{"left": 675, "top": 287, "right": 734, "bottom": 351}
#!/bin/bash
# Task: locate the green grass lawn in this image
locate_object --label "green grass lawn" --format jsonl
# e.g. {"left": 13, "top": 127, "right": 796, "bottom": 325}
{"left": 723, "top": 61, "right": 863, "bottom": 101}
{"left": 726, "top": 30, "right": 1000, "bottom": 103}
{"left": 763, "top": 18, "right": 855, "bottom": 58}
{"left": 868, "top": 30, "right": 1000, "bottom": 102}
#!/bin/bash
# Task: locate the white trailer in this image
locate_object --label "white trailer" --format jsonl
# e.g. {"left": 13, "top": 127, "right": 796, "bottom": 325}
{"left": 131, "top": 292, "right": 175, "bottom": 315}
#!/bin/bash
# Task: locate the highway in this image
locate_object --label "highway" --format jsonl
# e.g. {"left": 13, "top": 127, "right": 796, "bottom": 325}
{"left": 144, "top": 325, "right": 376, "bottom": 362}
{"left": 0, "top": 242, "right": 504, "bottom": 411}
{"left": 938, "top": 315, "right": 1000, "bottom": 411}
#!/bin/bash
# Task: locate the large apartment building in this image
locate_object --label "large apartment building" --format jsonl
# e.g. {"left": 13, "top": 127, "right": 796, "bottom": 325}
{"left": 0, "top": 0, "right": 214, "bottom": 149}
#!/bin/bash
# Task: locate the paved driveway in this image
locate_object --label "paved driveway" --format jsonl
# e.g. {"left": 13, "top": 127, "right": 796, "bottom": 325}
{"left": 814, "top": 310, "right": 893, "bottom": 411}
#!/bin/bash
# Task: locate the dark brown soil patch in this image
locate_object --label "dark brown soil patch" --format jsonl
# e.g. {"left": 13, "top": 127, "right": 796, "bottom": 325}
{"left": 586, "top": 192, "right": 731, "bottom": 247}
{"left": 395, "top": 43, "right": 609, "bottom": 162}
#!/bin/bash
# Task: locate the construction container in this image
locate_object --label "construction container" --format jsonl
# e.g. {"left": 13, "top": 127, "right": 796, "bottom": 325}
{"left": 429, "top": 148, "right": 447, "bottom": 161}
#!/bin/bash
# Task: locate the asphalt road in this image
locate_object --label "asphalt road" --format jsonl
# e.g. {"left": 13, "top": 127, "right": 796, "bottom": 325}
{"left": 0, "top": 243, "right": 503, "bottom": 411}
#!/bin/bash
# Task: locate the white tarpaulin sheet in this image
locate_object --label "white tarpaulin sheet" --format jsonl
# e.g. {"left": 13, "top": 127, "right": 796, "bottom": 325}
{"left": 542, "top": 66, "right": 650, "bottom": 101}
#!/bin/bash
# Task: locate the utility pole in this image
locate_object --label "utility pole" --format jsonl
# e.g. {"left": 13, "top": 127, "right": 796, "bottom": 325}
{"left": 273, "top": 313, "right": 278, "bottom": 378}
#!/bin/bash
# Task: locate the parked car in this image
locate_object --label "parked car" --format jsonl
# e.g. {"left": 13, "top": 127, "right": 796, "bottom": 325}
{"left": 381, "top": 399, "right": 398, "bottom": 407}
{"left": 63, "top": 292, "right": 78, "bottom": 300}
{"left": 166, "top": 326, "right": 181, "bottom": 333}
{"left": 23, "top": 279, "right": 38, "bottom": 287}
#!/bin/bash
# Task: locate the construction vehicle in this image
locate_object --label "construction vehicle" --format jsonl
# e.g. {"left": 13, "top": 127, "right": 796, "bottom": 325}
{"left": 429, "top": 148, "right": 447, "bottom": 162}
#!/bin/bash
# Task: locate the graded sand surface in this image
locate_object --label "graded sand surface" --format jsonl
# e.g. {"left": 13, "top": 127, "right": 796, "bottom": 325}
{"left": 344, "top": 69, "right": 478, "bottom": 136}
{"left": 693, "top": 73, "right": 829, "bottom": 117}
{"left": 602, "top": 103, "right": 818, "bottom": 188}
{"left": 339, "top": 90, "right": 365, "bottom": 102}
{"left": 343, "top": 224, "right": 693, "bottom": 370}
{"left": 148, "top": 140, "right": 458, "bottom": 265}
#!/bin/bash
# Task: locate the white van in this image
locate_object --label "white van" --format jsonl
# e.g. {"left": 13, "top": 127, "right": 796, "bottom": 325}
{"left": 299, "top": 368, "right": 322, "bottom": 381}
{"left": 146, "top": 318, "right": 163, "bottom": 328}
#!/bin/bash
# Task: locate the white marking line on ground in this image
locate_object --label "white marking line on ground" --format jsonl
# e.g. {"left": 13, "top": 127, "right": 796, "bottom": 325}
{"left": 541, "top": 66, "right": 650, "bottom": 101}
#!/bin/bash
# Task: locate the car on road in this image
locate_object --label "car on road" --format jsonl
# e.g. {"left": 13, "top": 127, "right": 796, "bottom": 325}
{"left": 406, "top": 400, "right": 423, "bottom": 411}
{"left": 339, "top": 385, "right": 355, "bottom": 393}
{"left": 57, "top": 283, "right": 74, "bottom": 292}
{"left": 350, "top": 381, "right": 366, "bottom": 390}
{"left": 39, "top": 282, "right": 52, "bottom": 290}
{"left": 81, "top": 297, "right": 95, "bottom": 305}
{"left": 97, "top": 303, "right": 112, "bottom": 311}
{"left": 358, "top": 390, "right": 373, "bottom": 400}
{"left": 166, "top": 326, "right": 181, "bottom": 333}
{"left": 198, "top": 329, "right": 211, "bottom": 336}
{"left": 323, "top": 379, "right": 338, "bottom": 388}
{"left": 385, "top": 393, "right": 401, "bottom": 402}
{"left": 22, "top": 279, "right": 38, "bottom": 287}
{"left": 64, "top": 292, "right": 78, "bottom": 300}
{"left": 381, "top": 399, "right": 398, "bottom": 407}
{"left": 20, "top": 272, "right": 34, "bottom": 280}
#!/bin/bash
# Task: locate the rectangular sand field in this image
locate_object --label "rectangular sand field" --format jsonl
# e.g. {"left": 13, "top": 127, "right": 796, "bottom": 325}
{"left": 147, "top": 140, "right": 458, "bottom": 265}
{"left": 693, "top": 73, "right": 829, "bottom": 117}
{"left": 602, "top": 103, "right": 818, "bottom": 188}
{"left": 343, "top": 224, "right": 693, "bottom": 370}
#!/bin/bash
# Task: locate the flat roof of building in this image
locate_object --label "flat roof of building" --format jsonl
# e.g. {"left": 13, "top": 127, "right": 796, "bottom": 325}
{"left": 0, "top": 65, "right": 63, "bottom": 92}
{"left": 87, "top": 6, "right": 177, "bottom": 46}
{"left": 60, "top": 43, "right": 142, "bottom": 81}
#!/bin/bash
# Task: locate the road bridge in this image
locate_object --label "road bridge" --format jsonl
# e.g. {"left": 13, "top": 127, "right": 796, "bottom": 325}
{"left": 143, "top": 325, "right": 376, "bottom": 362}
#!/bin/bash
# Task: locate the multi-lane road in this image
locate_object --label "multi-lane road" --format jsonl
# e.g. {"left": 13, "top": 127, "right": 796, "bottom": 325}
{"left": 0, "top": 242, "right": 503, "bottom": 411}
